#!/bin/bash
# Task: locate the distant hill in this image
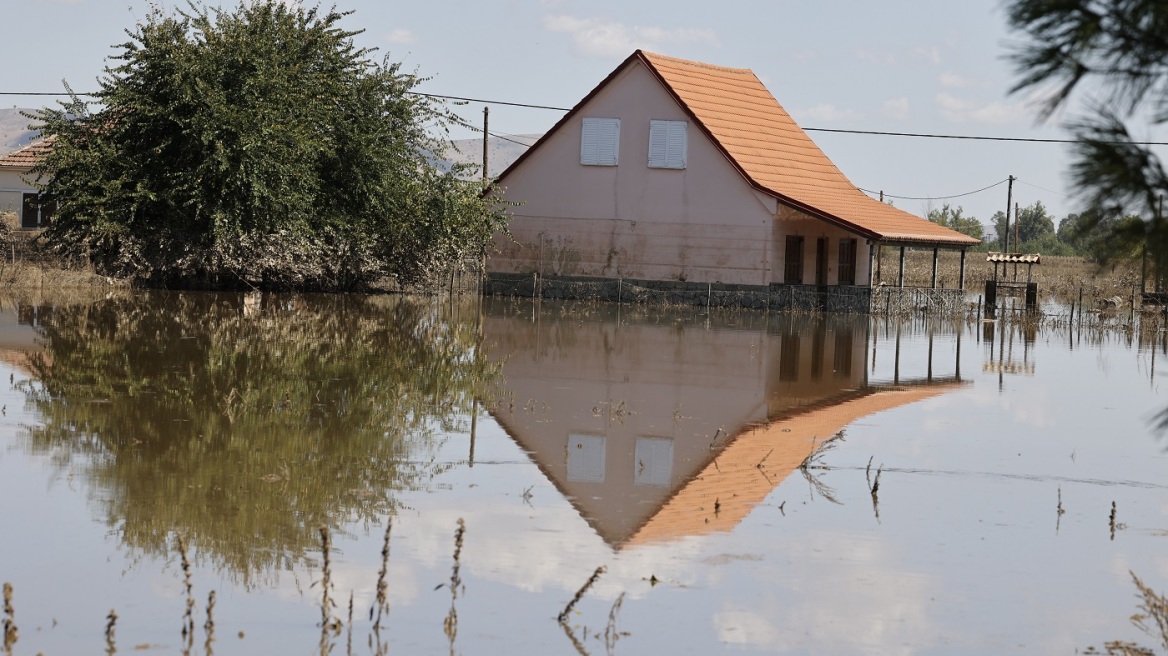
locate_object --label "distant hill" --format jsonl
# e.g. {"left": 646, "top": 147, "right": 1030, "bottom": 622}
{"left": 0, "top": 108, "right": 38, "bottom": 154}
{"left": 445, "top": 134, "right": 540, "bottom": 178}
{"left": 1, "top": 113, "right": 541, "bottom": 176}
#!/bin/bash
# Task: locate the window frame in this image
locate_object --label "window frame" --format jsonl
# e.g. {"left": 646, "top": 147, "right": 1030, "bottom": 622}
{"left": 580, "top": 117, "right": 620, "bottom": 166}
{"left": 838, "top": 238, "right": 858, "bottom": 286}
{"left": 647, "top": 119, "right": 687, "bottom": 169}
{"left": 784, "top": 235, "right": 805, "bottom": 284}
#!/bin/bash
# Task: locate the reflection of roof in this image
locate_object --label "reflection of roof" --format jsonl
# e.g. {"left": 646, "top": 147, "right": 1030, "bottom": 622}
{"left": 0, "top": 137, "right": 53, "bottom": 170}
{"left": 627, "top": 383, "right": 963, "bottom": 548}
{"left": 497, "top": 51, "right": 978, "bottom": 248}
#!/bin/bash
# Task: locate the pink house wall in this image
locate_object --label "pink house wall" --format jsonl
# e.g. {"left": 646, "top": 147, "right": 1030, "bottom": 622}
{"left": 490, "top": 60, "right": 875, "bottom": 288}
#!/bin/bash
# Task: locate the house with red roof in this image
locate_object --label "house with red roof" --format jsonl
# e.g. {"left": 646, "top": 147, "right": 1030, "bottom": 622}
{"left": 481, "top": 299, "right": 964, "bottom": 550}
{"left": 487, "top": 51, "right": 979, "bottom": 309}
{"left": 0, "top": 139, "right": 54, "bottom": 229}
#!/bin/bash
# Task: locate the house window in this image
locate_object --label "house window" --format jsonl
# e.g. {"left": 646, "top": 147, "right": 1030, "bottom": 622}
{"left": 648, "top": 120, "right": 687, "bottom": 169}
{"left": 838, "top": 238, "right": 857, "bottom": 285}
{"left": 784, "top": 236, "right": 804, "bottom": 284}
{"left": 567, "top": 434, "right": 606, "bottom": 483}
{"left": 833, "top": 329, "right": 854, "bottom": 378}
{"left": 634, "top": 437, "right": 674, "bottom": 486}
{"left": 21, "top": 193, "right": 54, "bottom": 230}
{"left": 580, "top": 118, "right": 620, "bottom": 166}
{"left": 780, "top": 330, "right": 800, "bottom": 382}
{"left": 815, "top": 237, "right": 828, "bottom": 285}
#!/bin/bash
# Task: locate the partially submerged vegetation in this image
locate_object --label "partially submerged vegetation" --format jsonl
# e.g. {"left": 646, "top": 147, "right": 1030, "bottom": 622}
{"left": 28, "top": 2, "right": 507, "bottom": 292}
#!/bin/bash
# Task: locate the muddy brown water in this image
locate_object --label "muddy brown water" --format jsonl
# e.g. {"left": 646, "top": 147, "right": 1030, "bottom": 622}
{"left": 0, "top": 292, "right": 1165, "bottom": 654}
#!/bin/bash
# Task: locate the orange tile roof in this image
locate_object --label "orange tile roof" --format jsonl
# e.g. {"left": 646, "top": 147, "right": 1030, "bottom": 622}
{"left": 626, "top": 382, "right": 963, "bottom": 548}
{"left": 0, "top": 137, "right": 53, "bottom": 170}
{"left": 497, "top": 51, "right": 979, "bottom": 248}
{"left": 637, "top": 52, "right": 978, "bottom": 247}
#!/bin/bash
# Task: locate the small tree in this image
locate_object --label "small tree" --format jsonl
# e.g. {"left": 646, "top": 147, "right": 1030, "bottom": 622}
{"left": 30, "top": 1, "right": 507, "bottom": 290}
{"left": 926, "top": 203, "right": 985, "bottom": 241}
{"left": 990, "top": 201, "right": 1055, "bottom": 252}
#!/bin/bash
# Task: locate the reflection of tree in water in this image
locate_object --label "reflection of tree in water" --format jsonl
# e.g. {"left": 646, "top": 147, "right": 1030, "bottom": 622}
{"left": 18, "top": 292, "right": 495, "bottom": 585}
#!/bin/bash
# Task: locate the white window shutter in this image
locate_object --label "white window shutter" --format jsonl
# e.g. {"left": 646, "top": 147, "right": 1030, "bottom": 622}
{"left": 648, "top": 121, "right": 668, "bottom": 167}
{"left": 667, "top": 121, "right": 687, "bottom": 168}
{"left": 581, "top": 117, "right": 619, "bottom": 166}
{"left": 648, "top": 120, "right": 687, "bottom": 169}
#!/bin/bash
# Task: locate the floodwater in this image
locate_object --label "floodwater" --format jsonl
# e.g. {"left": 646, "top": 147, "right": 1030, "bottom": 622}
{"left": 0, "top": 291, "right": 1166, "bottom": 655}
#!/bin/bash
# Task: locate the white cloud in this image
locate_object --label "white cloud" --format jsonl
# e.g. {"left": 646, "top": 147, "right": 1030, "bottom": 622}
{"left": 935, "top": 92, "right": 1026, "bottom": 124}
{"left": 939, "top": 72, "right": 973, "bottom": 88}
{"left": 714, "top": 607, "right": 780, "bottom": 646}
{"left": 881, "top": 97, "right": 910, "bottom": 120}
{"left": 385, "top": 28, "right": 418, "bottom": 45}
{"left": 796, "top": 103, "right": 863, "bottom": 123}
{"left": 914, "top": 46, "right": 942, "bottom": 65}
{"left": 792, "top": 50, "right": 817, "bottom": 63}
{"left": 543, "top": 15, "right": 719, "bottom": 59}
{"left": 857, "top": 49, "right": 897, "bottom": 66}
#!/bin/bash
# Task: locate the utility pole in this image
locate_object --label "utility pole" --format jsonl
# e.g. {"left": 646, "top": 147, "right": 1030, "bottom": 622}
{"left": 1014, "top": 202, "right": 1020, "bottom": 279}
{"left": 482, "top": 106, "right": 490, "bottom": 181}
{"left": 1002, "top": 175, "right": 1014, "bottom": 253}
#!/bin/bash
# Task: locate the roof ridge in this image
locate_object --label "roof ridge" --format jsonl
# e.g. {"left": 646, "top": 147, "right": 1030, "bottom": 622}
{"left": 638, "top": 50, "right": 754, "bottom": 75}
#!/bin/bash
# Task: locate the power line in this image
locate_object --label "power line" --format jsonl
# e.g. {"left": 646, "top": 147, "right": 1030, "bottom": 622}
{"left": 804, "top": 126, "right": 1168, "bottom": 146}
{"left": 1016, "top": 178, "right": 1072, "bottom": 198}
{"left": 411, "top": 92, "right": 568, "bottom": 112}
{"left": 9, "top": 88, "right": 1168, "bottom": 146}
{"left": 446, "top": 113, "right": 534, "bottom": 148}
{"left": 858, "top": 178, "right": 1010, "bottom": 202}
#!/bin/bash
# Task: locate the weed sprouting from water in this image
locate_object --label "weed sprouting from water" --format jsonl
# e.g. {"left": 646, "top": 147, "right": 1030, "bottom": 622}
{"left": 319, "top": 526, "right": 340, "bottom": 654}
{"left": 604, "top": 592, "right": 630, "bottom": 655}
{"left": 1111, "top": 502, "right": 1118, "bottom": 541}
{"left": 372, "top": 518, "right": 392, "bottom": 632}
{"left": 443, "top": 519, "right": 466, "bottom": 650}
{"left": 1057, "top": 486, "right": 1066, "bottom": 533}
{"left": 104, "top": 609, "right": 117, "bottom": 655}
{"left": 2, "top": 582, "right": 16, "bottom": 655}
{"left": 869, "top": 465, "right": 884, "bottom": 522}
{"left": 204, "top": 590, "right": 216, "bottom": 656}
{"left": 346, "top": 591, "right": 354, "bottom": 656}
{"left": 798, "top": 432, "right": 844, "bottom": 505}
{"left": 177, "top": 535, "right": 195, "bottom": 654}
{"left": 1085, "top": 571, "right": 1168, "bottom": 655}
{"left": 559, "top": 566, "right": 606, "bottom": 624}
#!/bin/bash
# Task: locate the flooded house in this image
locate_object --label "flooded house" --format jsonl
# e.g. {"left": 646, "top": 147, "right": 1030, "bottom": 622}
{"left": 482, "top": 301, "right": 963, "bottom": 549}
{"left": 487, "top": 51, "right": 979, "bottom": 311}
{"left": 0, "top": 138, "right": 54, "bottom": 230}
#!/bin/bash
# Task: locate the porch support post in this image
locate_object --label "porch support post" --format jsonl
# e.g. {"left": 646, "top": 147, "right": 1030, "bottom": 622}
{"left": 868, "top": 240, "right": 876, "bottom": 287}
{"left": 898, "top": 246, "right": 906, "bottom": 288}
{"left": 931, "top": 247, "right": 939, "bottom": 289}
{"left": 959, "top": 249, "right": 967, "bottom": 290}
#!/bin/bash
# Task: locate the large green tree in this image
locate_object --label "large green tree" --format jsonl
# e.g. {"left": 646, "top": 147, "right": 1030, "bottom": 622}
{"left": 1006, "top": 0, "right": 1168, "bottom": 273}
{"left": 30, "top": 1, "right": 507, "bottom": 290}
{"left": 992, "top": 200, "right": 1056, "bottom": 246}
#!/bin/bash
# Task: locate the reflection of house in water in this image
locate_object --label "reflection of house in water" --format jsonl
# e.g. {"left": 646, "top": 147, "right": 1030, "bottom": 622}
{"left": 0, "top": 303, "right": 47, "bottom": 372}
{"left": 483, "top": 300, "right": 964, "bottom": 550}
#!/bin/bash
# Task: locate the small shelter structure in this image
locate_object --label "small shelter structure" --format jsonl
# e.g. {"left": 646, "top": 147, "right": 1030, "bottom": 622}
{"left": 487, "top": 51, "right": 979, "bottom": 311}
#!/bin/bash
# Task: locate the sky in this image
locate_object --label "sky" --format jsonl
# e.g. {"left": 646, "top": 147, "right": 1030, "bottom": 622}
{"left": 6, "top": 0, "right": 1165, "bottom": 231}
